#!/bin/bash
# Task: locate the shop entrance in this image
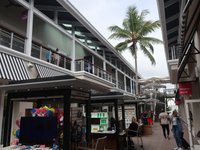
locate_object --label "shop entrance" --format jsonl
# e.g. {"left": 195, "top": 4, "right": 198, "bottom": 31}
{"left": 2, "top": 87, "right": 91, "bottom": 149}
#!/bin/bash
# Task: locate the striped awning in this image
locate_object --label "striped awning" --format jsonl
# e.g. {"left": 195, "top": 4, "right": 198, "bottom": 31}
{"left": 0, "top": 52, "right": 30, "bottom": 81}
{"left": 36, "top": 64, "right": 66, "bottom": 78}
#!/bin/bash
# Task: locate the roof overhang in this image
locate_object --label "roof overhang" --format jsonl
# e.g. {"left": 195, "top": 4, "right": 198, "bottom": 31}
{"left": 177, "top": 0, "right": 200, "bottom": 82}
{"left": 0, "top": 75, "right": 111, "bottom": 93}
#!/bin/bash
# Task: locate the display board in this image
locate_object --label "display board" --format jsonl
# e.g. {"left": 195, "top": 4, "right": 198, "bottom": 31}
{"left": 125, "top": 105, "right": 136, "bottom": 128}
{"left": 91, "top": 112, "right": 108, "bottom": 133}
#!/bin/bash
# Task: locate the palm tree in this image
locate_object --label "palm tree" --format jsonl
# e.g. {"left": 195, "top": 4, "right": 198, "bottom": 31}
{"left": 108, "top": 6, "right": 162, "bottom": 95}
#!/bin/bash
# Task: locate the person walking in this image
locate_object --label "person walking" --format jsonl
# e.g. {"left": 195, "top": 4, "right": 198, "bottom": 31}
{"left": 159, "top": 109, "right": 170, "bottom": 139}
{"left": 171, "top": 110, "right": 183, "bottom": 150}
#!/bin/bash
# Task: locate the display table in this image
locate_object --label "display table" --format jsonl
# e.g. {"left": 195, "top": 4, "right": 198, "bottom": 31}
{"left": 0, "top": 145, "right": 52, "bottom": 150}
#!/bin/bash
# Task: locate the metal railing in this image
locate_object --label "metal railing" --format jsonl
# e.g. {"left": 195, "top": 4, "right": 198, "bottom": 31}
{"left": 169, "top": 45, "right": 181, "bottom": 60}
{"left": 118, "top": 80, "right": 125, "bottom": 90}
{"left": 0, "top": 26, "right": 71, "bottom": 70}
{"left": 0, "top": 26, "right": 135, "bottom": 94}
{"left": 75, "top": 59, "right": 113, "bottom": 83}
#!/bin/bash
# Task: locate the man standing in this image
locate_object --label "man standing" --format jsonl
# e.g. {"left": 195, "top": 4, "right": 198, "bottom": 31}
{"left": 159, "top": 109, "right": 170, "bottom": 139}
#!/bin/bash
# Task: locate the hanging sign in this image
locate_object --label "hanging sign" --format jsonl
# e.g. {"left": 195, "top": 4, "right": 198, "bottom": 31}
{"left": 179, "top": 82, "right": 192, "bottom": 95}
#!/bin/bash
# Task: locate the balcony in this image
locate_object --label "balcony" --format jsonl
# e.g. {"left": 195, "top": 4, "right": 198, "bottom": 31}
{"left": 167, "top": 45, "right": 181, "bottom": 83}
{"left": 0, "top": 26, "right": 137, "bottom": 94}
{"left": 75, "top": 59, "right": 113, "bottom": 83}
{"left": 0, "top": 26, "right": 71, "bottom": 70}
{"left": 0, "top": 27, "right": 116, "bottom": 85}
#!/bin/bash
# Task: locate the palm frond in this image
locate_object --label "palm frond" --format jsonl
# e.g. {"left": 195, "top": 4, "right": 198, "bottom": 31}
{"left": 115, "top": 40, "right": 131, "bottom": 52}
{"left": 141, "top": 37, "right": 163, "bottom": 44}
{"left": 138, "top": 20, "right": 160, "bottom": 36}
{"left": 148, "top": 43, "right": 154, "bottom": 53}
{"left": 140, "top": 9, "right": 149, "bottom": 21}
{"left": 140, "top": 44, "right": 156, "bottom": 65}
{"left": 108, "top": 25, "right": 131, "bottom": 39}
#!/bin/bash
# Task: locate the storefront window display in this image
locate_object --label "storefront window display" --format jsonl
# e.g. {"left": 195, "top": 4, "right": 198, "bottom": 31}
{"left": 2, "top": 88, "right": 90, "bottom": 150}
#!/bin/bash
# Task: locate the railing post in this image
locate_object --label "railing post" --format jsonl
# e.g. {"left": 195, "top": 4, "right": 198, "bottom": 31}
{"left": 39, "top": 46, "right": 43, "bottom": 60}
{"left": 10, "top": 32, "right": 14, "bottom": 49}
{"left": 124, "top": 75, "right": 127, "bottom": 91}
{"left": 64, "top": 58, "right": 66, "bottom": 69}
{"left": 81, "top": 60, "right": 84, "bottom": 71}
{"left": 130, "top": 79, "right": 133, "bottom": 94}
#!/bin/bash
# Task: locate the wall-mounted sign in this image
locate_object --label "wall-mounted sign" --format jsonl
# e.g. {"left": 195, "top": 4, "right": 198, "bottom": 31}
{"left": 179, "top": 83, "right": 192, "bottom": 95}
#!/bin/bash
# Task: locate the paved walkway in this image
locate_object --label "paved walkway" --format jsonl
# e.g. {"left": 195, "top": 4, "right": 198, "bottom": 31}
{"left": 133, "top": 122, "right": 177, "bottom": 150}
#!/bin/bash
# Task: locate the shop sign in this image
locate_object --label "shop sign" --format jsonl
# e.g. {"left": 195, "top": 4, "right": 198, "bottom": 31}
{"left": 175, "top": 99, "right": 181, "bottom": 105}
{"left": 179, "top": 82, "right": 192, "bottom": 95}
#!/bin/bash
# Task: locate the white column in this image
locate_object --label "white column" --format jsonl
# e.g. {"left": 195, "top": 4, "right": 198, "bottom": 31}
{"left": 24, "top": 0, "right": 34, "bottom": 56}
{"left": 54, "top": 11, "right": 58, "bottom": 24}
{"left": 85, "top": 37, "right": 88, "bottom": 45}
{"left": 124, "top": 75, "right": 127, "bottom": 91}
{"left": 103, "top": 50, "right": 106, "bottom": 70}
{"left": 95, "top": 45, "right": 97, "bottom": 52}
{"left": 130, "top": 79, "right": 133, "bottom": 94}
{"left": 71, "top": 26, "right": 75, "bottom": 72}
{"left": 115, "top": 59, "right": 118, "bottom": 88}
{"left": 116, "top": 69, "right": 118, "bottom": 88}
{"left": 92, "top": 55, "right": 95, "bottom": 74}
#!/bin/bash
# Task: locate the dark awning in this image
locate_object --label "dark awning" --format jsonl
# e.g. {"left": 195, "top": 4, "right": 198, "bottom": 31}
{"left": 0, "top": 52, "right": 30, "bottom": 80}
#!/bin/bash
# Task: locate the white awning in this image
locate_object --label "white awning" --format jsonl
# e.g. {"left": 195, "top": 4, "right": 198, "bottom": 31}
{"left": 36, "top": 64, "right": 66, "bottom": 78}
{"left": 0, "top": 52, "right": 30, "bottom": 80}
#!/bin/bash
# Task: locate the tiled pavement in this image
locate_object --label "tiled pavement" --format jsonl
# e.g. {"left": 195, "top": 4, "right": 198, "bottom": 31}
{"left": 132, "top": 122, "right": 181, "bottom": 150}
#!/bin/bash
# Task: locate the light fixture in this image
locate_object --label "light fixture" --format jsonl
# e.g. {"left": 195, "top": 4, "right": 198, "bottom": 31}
{"left": 28, "top": 62, "right": 34, "bottom": 68}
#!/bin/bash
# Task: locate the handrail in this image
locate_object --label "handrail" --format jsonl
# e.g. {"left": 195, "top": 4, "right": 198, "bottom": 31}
{"left": 75, "top": 59, "right": 114, "bottom": 83}
{"left": 75, "top": 58, "right": 112, "bottom": 76}
{"left": 0, "top": 25, "right": 71, "bottom": 61}
{"left": 0, "top": 23, "right": 27, "bottom": 39}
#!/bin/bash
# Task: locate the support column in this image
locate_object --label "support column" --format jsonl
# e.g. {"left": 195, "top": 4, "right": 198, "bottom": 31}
{"left": 92, "top": 56, "right": 95, "bottom": 74}
{"left": 103, "top": 50, "right": 106, "bottom": 71}
{"left": 86, "top": 92, "right": 91, "bottom": 144}
{"left": 130, "top": 79, "right": 133, "bottom": 94}
{"left": 3, "top": 94, "right": 13, "bottom": 146}
{"left": 121, "top": 105, "right": 125, "bottom": 129}
{"left": 0, "top": 91, "right": 5, "bottom": 143}
{"left": 24, "top": 0, "right": 34, "bottom": 56}
{"left": 63, "top": 90, "right": 71, "bottom": 150}
{"left": 71, "top": 27, "right": 75, "bottom": 72}
{"left": 114, "top": 100, "right": 119, "bottom": 150}
{"left": 54, "top": 11, "right": 58, "bottom": 24}
{"left": 124, "top": 75, "right": 127, "bottom": 91}
{"left": 115, "top": 69, "right": 118, "bottom": 88}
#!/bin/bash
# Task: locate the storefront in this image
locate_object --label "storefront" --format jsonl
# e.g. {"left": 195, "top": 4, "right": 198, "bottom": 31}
{"left": 90, "top": 92, "right": 135, "bottom": 150}
{"left": 1, "top": 76, "right": 91, "bottom": 150}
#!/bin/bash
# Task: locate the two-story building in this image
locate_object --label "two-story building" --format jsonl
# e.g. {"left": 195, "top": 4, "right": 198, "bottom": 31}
{"left": 0, "top": 0, "right": 142, "bottom": 149}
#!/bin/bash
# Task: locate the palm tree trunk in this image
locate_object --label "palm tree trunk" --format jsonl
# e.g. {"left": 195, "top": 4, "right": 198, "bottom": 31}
{"left": 135, "top": 49, "right": 138, "bottom": 96}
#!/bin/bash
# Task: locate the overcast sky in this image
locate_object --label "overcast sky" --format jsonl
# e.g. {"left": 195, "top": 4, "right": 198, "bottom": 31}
{"left": 68, "top": 0, "right": 169, "bottom": 79}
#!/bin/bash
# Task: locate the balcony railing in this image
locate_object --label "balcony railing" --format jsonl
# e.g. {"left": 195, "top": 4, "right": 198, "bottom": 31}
{"left": 169, "top": 45, "right": 181, "bottom": 60}
{"left": 0, "top": 26, "right": 71, "bottom": 70}
{"left": 0, "top": 26, "right": 135, "bottom": 94}
{"left": 75, "top": 59, "right": 113, "bottom": 83}
{"left": 118, "top": 80, "right": 125, "bottom": 90}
